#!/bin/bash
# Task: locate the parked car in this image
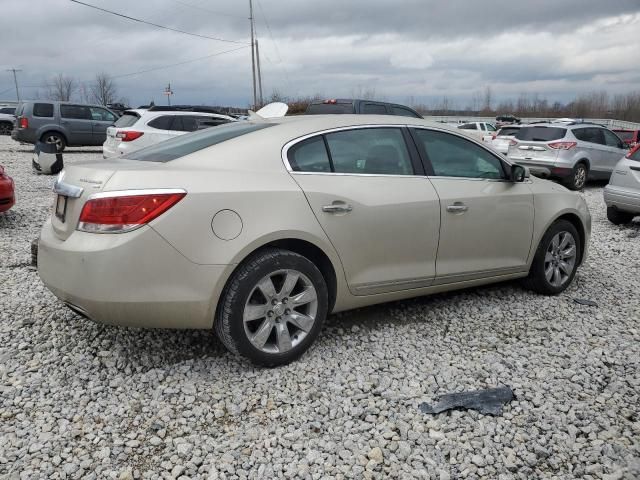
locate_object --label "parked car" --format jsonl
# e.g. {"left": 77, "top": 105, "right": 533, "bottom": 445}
{"left": 305, "top": 99, "right": 422, "bottom": 118}
{"left": 488, "top": 125, "right": 522, "bottom": 154}
{"left": 106, "top": 103, "right": 130, "bottom": 116}
{"left": 103, "top": 106, "right": 236, "bottom": 158}
{"left": 0, "top": 165, "right": 15, "bottom": 213}
{"left": 37, "top": 116, "right": 591, "bottom": 366}
{"left": 0, "top": 108, "right": 16, "bottom": 135}
{"left": 11, "top": 101, "right": 118, "bottom": 152}
{"left": 507, "top": 122, "right": 628, "bottom": 190}
{"left": 604, "top": 144, "right": 640, "bottom": 224}
{"left": 612, "top": 129, "right": 640, "bottom": 148}
{"left": 457, "top": 122, "right": 497, "bottom": 142}
{"left": 496, "top": 114, "right": 521, "bottom": 127}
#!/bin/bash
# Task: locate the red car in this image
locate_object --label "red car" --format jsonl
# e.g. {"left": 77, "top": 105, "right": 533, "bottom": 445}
{"left": 613, "top": 129, "right": 640, "bottom": 148}
{"left": 0, "top": 165, "right": 15, "bottom": 213}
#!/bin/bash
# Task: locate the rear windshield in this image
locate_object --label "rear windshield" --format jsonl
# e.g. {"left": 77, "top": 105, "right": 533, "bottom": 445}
{"left": 125, "top": 122, "right": 273, "bottom": 162}
{"left": 306, "top": 103, "right": 354, "bottom": 114}
{"left": 615, "top": 131, "right": 634, "bottom": 141}
{"left": 115, "top": 112, "right": 141, "bottom": 128}
{"left": 498, "top": 127, "right": 520, "bottom": 137}
{"left": 515, "top": 126, "right": 566, "bottom": 142}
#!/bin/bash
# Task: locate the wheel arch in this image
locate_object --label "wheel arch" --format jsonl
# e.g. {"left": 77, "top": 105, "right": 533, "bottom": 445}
{"left": 39, "top": 128, "right": 68, "bottom": 144}
{"left": 543, "top": 212, "right": 587, "bottom": 266}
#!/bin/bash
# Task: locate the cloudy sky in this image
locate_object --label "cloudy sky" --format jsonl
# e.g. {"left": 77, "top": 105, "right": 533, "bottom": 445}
{"left": 1, "top": 0, "right": 639, "bottom": 108}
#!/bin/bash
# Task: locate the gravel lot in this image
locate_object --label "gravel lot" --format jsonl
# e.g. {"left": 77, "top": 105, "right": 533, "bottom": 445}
{"left": 1, "top": 134, "right": 639, "bottom": 480}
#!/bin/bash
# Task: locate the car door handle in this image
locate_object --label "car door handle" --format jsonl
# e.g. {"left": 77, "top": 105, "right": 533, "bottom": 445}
{"left": 447, "top": 203, "right": 468, "bottom": 213}
{"left": 322, "top": 203, "right": 353, "bottom": 213}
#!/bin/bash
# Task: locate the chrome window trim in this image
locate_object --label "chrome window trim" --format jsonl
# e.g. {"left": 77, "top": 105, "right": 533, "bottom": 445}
{"left": 87, "top": 188, "right": 187, "bottom": 200}
{"left": 53, "top": 172, "right": 84, "bottom": 198}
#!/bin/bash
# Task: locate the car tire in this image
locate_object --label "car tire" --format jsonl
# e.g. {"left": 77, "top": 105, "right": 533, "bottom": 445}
{"left": 0, "top": 122, "right": 12, "bottom": 135}
{"left": 41, "top": 132, "right": 66, "bottom": 152}
{"left": 523, "top": 219, "right": 581, "bottom": 295}
{"left": 565, "top": 162, "right": 588, "bottom": 190}
{"left": 215, "top": 248, "right": 328, "bottom": 367}
{"left": 606, "top": 206, "right": 635, "bottom": 225}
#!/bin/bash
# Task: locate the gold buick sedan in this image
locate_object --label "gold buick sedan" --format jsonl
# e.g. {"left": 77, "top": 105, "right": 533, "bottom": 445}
{"left": 38, "top": 115, "right": 591, "bottom": 365}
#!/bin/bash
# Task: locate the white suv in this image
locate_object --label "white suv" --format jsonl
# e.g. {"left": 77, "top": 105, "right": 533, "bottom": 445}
{"left": 103, "top": 107, "right": 235, "bottom": 158}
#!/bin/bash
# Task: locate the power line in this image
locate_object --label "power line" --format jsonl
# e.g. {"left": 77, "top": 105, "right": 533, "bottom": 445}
{"left": 256, "top": 0, "right": 293, "bottom": 95}
{"left": 168, "top": 0, "right": 245, "bottom": 19}
{"left": 69, "top": 0, "right": 248, "bottom": 45}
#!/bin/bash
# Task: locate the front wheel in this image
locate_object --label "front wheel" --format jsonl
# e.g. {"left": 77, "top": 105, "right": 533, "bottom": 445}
{"left": 215, "top": 248, "right": 328, "bottom": 366}
{"left": 523, "top": 220, "right": 581, "bottom": 295}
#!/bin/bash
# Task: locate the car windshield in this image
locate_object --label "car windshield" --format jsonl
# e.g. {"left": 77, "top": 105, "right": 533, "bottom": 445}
{"left": 515, "top": 126, "right": 566, "bottom": 142}
{"left": 124, "top": 122, "right": 274, "bottom": 162}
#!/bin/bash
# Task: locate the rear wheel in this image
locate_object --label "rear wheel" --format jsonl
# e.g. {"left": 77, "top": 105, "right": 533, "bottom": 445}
{"left": 0, "top": 122, "right": 12, "bottom": 135}
{"left": 41, "top": 131, "right": 66, "bottom": 152}
{"left": 565, "top": 162, "right": 588, "bottom": 190}
{"left": 523, "top": 220, "right": 581, "bottom": 295}
{"left": 215, "top": 248, "right": 328, "bottom": 366}
{"left": 607, "top": 206, "right": 635, "bottom": 225}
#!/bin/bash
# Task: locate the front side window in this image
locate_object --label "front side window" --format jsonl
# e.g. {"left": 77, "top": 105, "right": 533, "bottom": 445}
{"left": 361, "top": 103, "right": 387, "bottom": 114}
{"left": 603, "top": 129, "right": 623, "bottom": 148}
{"left": 89, "top": 107, "right": 116, "bottom": 122}
{"left": 288, "top": 136, "right": 331, "bottom": 173}
{"left": 413, "top": 129, "right": 505, "bottom": 179}
{"left": 485, "top": 124, "right": 497, "bottom": 132}
{"left": 391, "top": 106, "right": 421, "bottom": 118}
{"left": 325, "top": 128, "right": 413, "bottom": 175}
{"left": 33, "top": 103, "right": 54, "bottom": 117}
{"left": 60, "top": 105, "right": 91, "bottom": 120}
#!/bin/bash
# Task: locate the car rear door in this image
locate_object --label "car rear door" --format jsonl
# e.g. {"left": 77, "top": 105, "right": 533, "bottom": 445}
{"left": 89, "top": 107, "right": 117, "bottom": 145}
{"left": 410, "top": 127, "right": 534, "bottom": 282}
{"left": 59, "top": 105, "right": 94, "bottom": 145}
{"left": 286, "top": 126, "right": 441, "bottom": 295}
{"left": 601, "top": 129, "right": 628, "bottom": 173}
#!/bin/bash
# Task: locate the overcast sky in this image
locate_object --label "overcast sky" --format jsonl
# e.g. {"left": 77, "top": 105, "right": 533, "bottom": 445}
{"left": 1, "top": 0, "right": 639, "bottom": 108}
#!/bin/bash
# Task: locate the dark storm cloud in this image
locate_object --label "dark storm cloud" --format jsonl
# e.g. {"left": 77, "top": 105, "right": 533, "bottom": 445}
{"left": 1, "top": 0, "right": 639, "bottom": 106}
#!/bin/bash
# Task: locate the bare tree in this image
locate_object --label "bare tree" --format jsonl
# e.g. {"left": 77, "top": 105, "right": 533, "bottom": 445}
{"left": 482, "top": 86, "right": 493, "bottom": 113}
{"left": 90, "top": 73, "right": 118, "bottom": 105}
{"left": 47, "top": 74, "right": 76, "bottom": 101}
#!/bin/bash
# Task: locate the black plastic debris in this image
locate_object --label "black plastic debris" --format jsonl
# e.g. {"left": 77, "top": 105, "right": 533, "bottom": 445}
{"left": 573, "top": 298, "right": 598, "bottom": 307}
{"left": 419, "top": 386, "right": 515, "bottom": 416}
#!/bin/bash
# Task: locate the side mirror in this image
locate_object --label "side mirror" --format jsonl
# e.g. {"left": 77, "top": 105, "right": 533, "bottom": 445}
{"left": 510, "top": 164, "right": 528, "bottom": 182}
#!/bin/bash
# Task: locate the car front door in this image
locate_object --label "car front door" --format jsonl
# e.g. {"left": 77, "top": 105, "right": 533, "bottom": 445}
{"left": 89, "top": 107, "right": 117, "bottom": 145}
{"left": 601, "top": 129, "right": 628, "bottom": 174}
{"left": 410, "top": 127, "right": 535, "bottom": 283}
{"left": 286, "top": 126, "right": 441, "bottom": 295}
{"left": 59, "top": 104, "right": 94, "bottom": 145}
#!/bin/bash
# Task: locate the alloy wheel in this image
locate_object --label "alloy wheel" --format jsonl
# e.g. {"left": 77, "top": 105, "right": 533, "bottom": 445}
{"left": 573, "top": 165, "right": 587, "bottom": 189}
{"left": 44, "top": 135, "right": 63, "bottom": 151}
{"left": 243, "top": 269, "right": 318, "bottom": 354}
{"left": 544, "top": 231, "right": 577, "bottom": 287}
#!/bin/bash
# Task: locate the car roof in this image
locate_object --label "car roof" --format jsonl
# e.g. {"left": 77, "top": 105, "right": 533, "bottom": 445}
{"left": 138, "top": 110, "right": 234, "bottom": 120}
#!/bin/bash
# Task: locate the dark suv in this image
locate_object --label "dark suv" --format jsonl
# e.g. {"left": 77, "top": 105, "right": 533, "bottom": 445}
{"left": 305, "top": 99, "right": 422, "bottom": 118}
{"left": 12, "top": 101, "right": 118, "bottom": 151}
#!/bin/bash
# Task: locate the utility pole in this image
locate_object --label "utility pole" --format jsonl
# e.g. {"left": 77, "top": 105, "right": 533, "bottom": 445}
{"left": 164, "top": 83, "right": 173, "bottom": 106}
{"left": 255, "top": 38, "right": 263, "bottom": 107}
{"left": 249, "top": 0, "right": 257, "bottom": 110}
{"left": 6, "top": 68, "right": 21, "bottom": 101}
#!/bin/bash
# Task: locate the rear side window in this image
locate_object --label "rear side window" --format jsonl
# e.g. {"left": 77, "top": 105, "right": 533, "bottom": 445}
{"left": 33, "top": 103, "right": 54, "bottom": 117}
{"left": 361, "top": 103, "right": 387, "bottom": 114}
{"left": 458, "top": 124, "right": 477, "bottom": 130}
{"left": 195, "top": 116, "right": 231, "bottom": 130}
{"left": 603, "top": 129, "right": 623, "bottom": 148}
{"left": 325, "top": 128, "right": 413, "bottom": 175}
{"left": 288, "top": 136, "right": 331, "bottom": 173}
{"left": 391, "top": 106, "right": 421, "bottom": 118}
{"left": 60, "top": 105, "right": 91, "bottom": 120}
{"left": 515, "top": 127, "right": 566, "bottom": 142}
{"left": 306, "top": 103, "right": 354, "bottom": 114}
{"left": 147, "top": 115, "right": 173, "bottom": 130}
{"left": 125, "top": 122, "right": 274, "bottom": 162}
{"left": 90, "top": 107, "right": 116, "bottom": 122}
{"left": 615, "top": 131, "right": 634, "bottom": 142}
{"left": 574, "top": 128, "right": 604, "bottom": 145}
{"left": 115, "top": 112, "right": 141, "bottom": 128}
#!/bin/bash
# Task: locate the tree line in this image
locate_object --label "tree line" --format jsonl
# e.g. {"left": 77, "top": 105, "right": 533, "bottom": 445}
{"left": 39, "top": 73, "right": 128, "bottom": 107}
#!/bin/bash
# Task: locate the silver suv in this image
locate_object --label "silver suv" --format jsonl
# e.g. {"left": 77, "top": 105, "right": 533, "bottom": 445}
{"left": 11, "top": 101, "right": 118, "bottom": 152}
{"left": 507, "top": 122, "right": 628, "bottom": 190}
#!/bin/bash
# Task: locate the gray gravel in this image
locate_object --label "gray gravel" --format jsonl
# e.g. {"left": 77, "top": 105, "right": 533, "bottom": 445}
{"left": 1, "top": 134, "right": 639, "bottom": 479}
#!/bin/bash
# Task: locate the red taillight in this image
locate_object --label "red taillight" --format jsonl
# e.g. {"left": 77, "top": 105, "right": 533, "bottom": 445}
{"left": 323, "top": 99, "right": 337, "bottom": 104}
{"left": 116, "top": 130, "right": 144, "bottom": 142}
{"left": 509, "top": 139, "right": 518, "bottom": 146}
{"left": 626, "top": 145, "right": 640, "bottom": 159}
{"left": 548, "top": 141, "right": 577, "bottom": 150}
{"left": 491, "top": 134, "right": 497, "bottom": 140}
{"left": 19, "top": 117, "right": 28, "bottom": 129}
{"left": 78, "top": 190, "right": 186, "bottom": 233}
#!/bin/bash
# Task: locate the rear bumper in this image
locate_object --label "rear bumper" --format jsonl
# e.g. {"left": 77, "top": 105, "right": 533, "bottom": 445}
{"left": 604, "top": 185, "right": 640, "bottom": 214}
{"left": 102, "top": 141, "right": 121, "bottom": 159}
{"left": 37, "top": 219, "right": 231, "bottom": 329}
{"left": 12, "top": 128, "right": 36, "bottom": 144}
